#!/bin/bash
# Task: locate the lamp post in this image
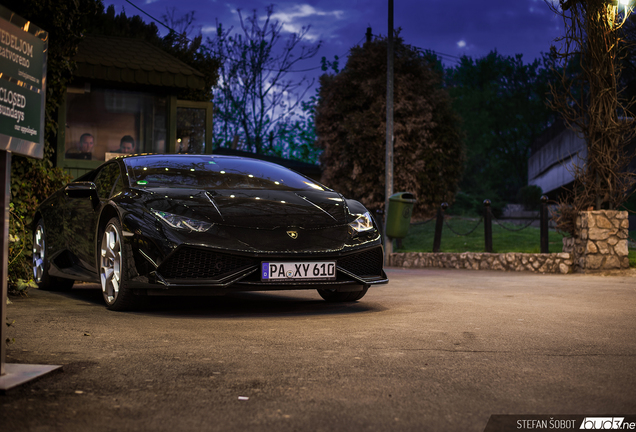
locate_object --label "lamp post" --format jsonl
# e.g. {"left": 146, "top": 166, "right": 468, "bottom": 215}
{"left": 384, "top": 0, "right": 394, "bottom": 265}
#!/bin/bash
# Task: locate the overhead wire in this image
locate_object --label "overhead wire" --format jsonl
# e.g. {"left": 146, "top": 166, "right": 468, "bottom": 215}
{"left": 119, "top": 1, "right": 459, "bottom": 70}
{"left": 367, "top": 30, "right": 461, "bottom": 65}
{"left": 287, "top": 35, "right": 367, "bottom": 73}
{"left": 120, "top": 0, "right": 359, "bottom": 74}
{"left": 123, "top": 0, "right": 176, "bottom": 34}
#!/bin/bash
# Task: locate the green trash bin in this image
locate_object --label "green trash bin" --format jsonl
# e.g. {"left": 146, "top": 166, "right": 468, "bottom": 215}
{"left": 386, "top": 192, "right": 417, "bottom": 238}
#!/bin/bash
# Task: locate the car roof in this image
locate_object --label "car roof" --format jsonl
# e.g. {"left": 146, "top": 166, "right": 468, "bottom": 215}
{"left": 120, "top": 153, "right": 277, "bottom": 165}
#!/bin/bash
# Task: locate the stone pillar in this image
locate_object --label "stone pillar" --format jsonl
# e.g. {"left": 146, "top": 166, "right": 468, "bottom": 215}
{"left": 573, "top": 210, "right": 630, "bottom": 271}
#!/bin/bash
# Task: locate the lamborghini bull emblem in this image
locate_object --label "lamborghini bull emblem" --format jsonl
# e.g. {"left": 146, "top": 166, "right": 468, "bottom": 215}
{"left": 287, "top": 230, "right": 298, "bottom": 239}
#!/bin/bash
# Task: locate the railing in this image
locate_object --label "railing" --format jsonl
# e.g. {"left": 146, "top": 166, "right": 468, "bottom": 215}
{"left": 379, "top": 198, "right": 634, "bottom": 254}
{"left": 425, "top": 196, "right": 551, "bottom": 254}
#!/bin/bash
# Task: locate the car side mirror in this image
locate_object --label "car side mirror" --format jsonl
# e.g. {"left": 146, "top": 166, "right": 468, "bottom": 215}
{"left": 65, "top": 182, "right": 98, "bottom": 200}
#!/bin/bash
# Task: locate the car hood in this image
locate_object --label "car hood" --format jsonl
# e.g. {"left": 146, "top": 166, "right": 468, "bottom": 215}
{"left": 139, "top": 188, "right": 349, "bottom": 229}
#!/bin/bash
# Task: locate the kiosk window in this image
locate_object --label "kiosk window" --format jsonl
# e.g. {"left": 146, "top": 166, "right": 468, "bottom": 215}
{"left": 65, "top": 89, "right": 167, "bottom": 161}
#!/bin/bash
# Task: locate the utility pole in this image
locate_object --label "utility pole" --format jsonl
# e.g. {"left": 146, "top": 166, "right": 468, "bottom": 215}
{"left": 384, "top": 0, "right": 394, "bottom": 265}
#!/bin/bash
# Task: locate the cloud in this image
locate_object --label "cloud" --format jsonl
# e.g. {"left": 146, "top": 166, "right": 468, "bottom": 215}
{"left": 268, "top": 4, "right": 345, "bottom": 42}
{"left": 202, "top": 25, "right": 217, "bottom": 35}
{"left": 542, "top": 0, "right": 562, "bottom": 11}
{"left": 270, "top": 4, "right": 344, "bottom": 22}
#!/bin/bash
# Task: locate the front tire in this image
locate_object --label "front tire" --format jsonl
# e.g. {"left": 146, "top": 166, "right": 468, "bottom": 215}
{"left": 100, "top": 217, "right": 139, "bottom": 311}
{"left": 33, "top": 220, "right": 74, "bottom": 291}
{"left": 317, "top": 286, "right": 368, "bottom": 302}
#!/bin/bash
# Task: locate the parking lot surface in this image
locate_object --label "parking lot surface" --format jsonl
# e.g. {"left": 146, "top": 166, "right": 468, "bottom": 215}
{"left": 2, "top": 267, "right": 636, "bottom": 431}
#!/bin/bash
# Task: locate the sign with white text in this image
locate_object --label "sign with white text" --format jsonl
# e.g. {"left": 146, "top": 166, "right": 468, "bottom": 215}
{"left": 0, "top": 5, "right": 47, "bottom": 159}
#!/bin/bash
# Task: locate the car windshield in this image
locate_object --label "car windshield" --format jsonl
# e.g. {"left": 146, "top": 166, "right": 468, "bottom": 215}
{"left": 124, "top": 155, "right": 326, "bottom": 191}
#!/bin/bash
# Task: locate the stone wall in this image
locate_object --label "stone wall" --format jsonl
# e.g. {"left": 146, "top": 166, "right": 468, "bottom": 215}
{"left": 563, "top": 210, "right": 630, "bottom": 271}
{"left": 390, "top": 252, "right": 574, "bottom": 274}
{"left": 389, "top": 210, "right": 630, "bottom": 274}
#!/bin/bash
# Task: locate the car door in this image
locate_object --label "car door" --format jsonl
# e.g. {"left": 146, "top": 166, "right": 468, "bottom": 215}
{"left": 66, "top": 162, "right": 123, "bottom": 273}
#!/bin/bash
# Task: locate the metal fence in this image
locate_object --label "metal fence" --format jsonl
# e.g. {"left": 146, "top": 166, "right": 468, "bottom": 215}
{"left": 378, "top": 198, "right": 635, "bottom": 253}
{"left": 397, "top": 196, "right": 551, "bottom": 253}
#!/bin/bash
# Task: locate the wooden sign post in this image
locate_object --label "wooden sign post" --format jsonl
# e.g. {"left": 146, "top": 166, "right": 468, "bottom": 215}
{"left": 0, "top": 5, "right": 61, "bottom": 392}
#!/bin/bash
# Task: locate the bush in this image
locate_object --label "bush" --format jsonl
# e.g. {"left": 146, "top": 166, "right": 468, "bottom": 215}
{"left": 446, "top": 192, "right": 480, "bottom": 216}
{"left": 446, "top": 191, "right": 505, "bottom": 218}
{"left": 619, "top": 188, "right": 636, "bottom": 213}
{"left": 9, "top": 157, "right": 71, "bottom": 293}
{"left": 517, "top": 185, "right": 543, "bottom": 210}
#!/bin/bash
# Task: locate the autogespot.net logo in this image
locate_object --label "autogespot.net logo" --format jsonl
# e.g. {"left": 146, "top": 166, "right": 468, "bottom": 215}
{"left": 580, "top": 417, "right": 634, "bottom": 429}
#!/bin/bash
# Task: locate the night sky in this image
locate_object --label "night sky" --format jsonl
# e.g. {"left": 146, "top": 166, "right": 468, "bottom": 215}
{"left": 104, "top": 0, "right": 564, "bottom": 76}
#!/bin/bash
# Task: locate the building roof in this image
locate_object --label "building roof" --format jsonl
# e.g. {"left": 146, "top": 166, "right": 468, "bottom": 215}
{"left": 74, "top": 35, "right": 205, "bottom": 89}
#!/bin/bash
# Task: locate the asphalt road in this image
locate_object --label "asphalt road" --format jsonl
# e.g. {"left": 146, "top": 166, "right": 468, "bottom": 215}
{"left": 2, "top": 267, "right": 636, "bottom": 432}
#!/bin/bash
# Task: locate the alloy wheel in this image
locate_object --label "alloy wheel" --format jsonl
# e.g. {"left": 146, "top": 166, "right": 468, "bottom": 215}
{"left": 100, "top": 223, "right": 122, "bottom": 304}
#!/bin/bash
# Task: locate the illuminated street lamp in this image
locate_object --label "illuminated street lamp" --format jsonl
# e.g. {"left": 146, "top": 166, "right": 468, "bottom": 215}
{"left": 613, "top": 0, "right": 633, "bottom": 26}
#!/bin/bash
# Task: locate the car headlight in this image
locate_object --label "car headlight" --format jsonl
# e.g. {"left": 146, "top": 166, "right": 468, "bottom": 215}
{"left": 348, "top": 211, "right": 374, "bottom": 233}
{"left": 151, "top": 209, "right": 213, "bottom": 232}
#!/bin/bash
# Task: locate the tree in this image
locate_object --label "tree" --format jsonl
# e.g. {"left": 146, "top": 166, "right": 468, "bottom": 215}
{"left": 445, "top": 51, "right": 555, "bottom": 205}
{"left": 315, "top": 34, "right": 464, "bottom": 217}
{"left": 267, "top": 96, "right": 321, "bottom": 163}
{"left": 89, "top": 3, "right": 162, "bottom": 42}
{"left": 263, "top": 57, "right": 341, "bottom": 164}
{"left": 158, "top": 9, "right": 220, "bottom": 102}
{"left": 547, "top": 0, "right": 636, "bottom": 215}
{"left": 207, "top": 5, "right": 321, "bottom": 155}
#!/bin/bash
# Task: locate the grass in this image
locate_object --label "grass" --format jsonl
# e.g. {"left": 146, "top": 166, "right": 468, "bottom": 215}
{"left": 398, "top": 216, "right": 636, "bottom": 258}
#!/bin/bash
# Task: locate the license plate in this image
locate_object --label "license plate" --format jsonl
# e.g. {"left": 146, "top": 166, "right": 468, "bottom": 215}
{"left": 261, "top": 261, "right": 336, "bottom": 281}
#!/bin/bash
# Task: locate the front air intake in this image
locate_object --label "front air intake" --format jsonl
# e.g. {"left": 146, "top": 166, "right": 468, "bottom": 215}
{"left": 338, "top": 247, "right": 384, "bottom": 277}
{"left": 158, "top": 247, "right": 256, "bottom": 280}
